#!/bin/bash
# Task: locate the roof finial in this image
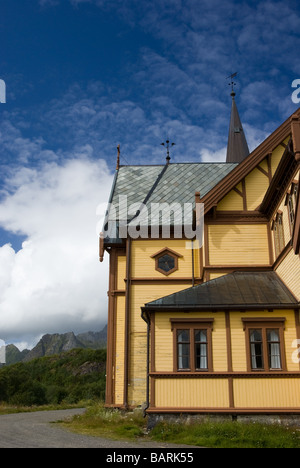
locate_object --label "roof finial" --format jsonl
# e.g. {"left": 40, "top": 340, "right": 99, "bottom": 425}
{"left": 116, "top": 144, "right": 120, "bottom": 170}
{"left": 161, "top": 139, "right": 175, "bottom": 164}
{"left": 227, "top": 72, "right": 237, "bottom": 97}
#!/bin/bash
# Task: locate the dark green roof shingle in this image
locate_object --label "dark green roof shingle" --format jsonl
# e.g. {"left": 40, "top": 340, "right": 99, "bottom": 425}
{"left": 143, "top": 272, "right": 299, "bottom": 310}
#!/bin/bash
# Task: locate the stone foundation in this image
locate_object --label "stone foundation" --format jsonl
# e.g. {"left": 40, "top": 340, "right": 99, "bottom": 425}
{"left": 147, "top": 413, "right": 300, "bottom": 430}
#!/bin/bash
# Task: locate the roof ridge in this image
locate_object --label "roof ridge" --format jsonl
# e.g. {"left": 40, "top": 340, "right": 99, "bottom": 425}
{"left": 119, "top": 161, "right": 237, "bottom": 167}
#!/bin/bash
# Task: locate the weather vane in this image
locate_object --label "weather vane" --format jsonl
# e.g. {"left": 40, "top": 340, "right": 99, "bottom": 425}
{"left": 161, "top": 139, "right": 175, "bottom": 164}
{"left": 227, "top": 72, "right": 237, "bottom": 94}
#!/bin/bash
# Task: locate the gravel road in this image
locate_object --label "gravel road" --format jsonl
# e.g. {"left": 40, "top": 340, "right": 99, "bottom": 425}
{"left": 0, "top": 408, "right": 198, "bottom": 449}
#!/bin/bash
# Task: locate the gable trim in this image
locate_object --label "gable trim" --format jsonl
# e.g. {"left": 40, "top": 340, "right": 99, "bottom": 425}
{"left": 292, "top": 172, "right": 300, "bottom": 255}
{"left": 201, "top": 109, "right": 300, "bottom": 215}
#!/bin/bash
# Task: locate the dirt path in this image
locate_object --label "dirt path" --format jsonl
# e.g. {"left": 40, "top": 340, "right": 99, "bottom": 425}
{"left": 0, "top": 408, "right": 199, "bottom": 449}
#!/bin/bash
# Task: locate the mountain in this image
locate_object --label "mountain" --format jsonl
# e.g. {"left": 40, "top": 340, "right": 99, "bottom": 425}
{"left": 5, "top": 344, "right": 30, "bottom": 365}
{"left": 5, "top": 325, "right": 107, "bottom": 365}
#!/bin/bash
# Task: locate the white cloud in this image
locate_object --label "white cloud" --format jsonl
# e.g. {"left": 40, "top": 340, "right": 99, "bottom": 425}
{"left": 0, "top": 157, "right": 113, "bottom": 348}
{"left": 200, "top": 146, "right": 226, "bottom": 163}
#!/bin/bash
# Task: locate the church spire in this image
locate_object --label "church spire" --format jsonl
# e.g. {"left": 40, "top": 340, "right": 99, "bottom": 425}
{"left": 226, "top": 74, "right": 249, "bottom": 164}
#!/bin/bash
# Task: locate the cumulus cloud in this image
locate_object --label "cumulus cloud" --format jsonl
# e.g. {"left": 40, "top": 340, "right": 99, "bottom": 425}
{"left": 0, "top": 157, "right": 113, "bottom": 348}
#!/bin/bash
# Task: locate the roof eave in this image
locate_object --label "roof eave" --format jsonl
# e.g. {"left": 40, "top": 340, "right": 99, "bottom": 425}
{"left": 142, "top": 303, "right": 300, "bottom": 313}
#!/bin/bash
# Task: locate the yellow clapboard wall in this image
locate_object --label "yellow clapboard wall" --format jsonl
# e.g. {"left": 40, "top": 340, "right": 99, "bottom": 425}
{"left": 276, "top": 250, "right": 300, "bottom": 301}
{"left": 234, "top": 378, "right": 300, "bottom": 408}
{"left": 131, "top": 239, "right": 196, "bottom": 279}
{"left": 154, "top": 378, "right": 229, "bottom": 408}
{"left": 208, "top": 224, "right": 270, "bottom": 265}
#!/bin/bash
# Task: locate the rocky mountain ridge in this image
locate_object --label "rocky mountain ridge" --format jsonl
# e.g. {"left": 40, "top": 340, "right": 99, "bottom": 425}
{"left": 5, "top": 326, "right": 107, "bottom": 365}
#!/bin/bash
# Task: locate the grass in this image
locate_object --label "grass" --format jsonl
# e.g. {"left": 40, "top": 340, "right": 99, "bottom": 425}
{"left": 60, "top": 402, "right": 300, "bottom": 448}
{"left": 0, "top": 401, "right": 85, "bottom": 415}
{"left": 1, "top": 401, "right": 300, "bottom": 448}
{"left": 60, "top": 402, "right": 146, "bottom": 440}
{"left": 150, "top": 419, "right": 300, "bottom": 448}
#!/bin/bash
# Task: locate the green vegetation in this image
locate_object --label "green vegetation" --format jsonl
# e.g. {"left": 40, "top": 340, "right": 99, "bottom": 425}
{"left": 61, "top": 403, "right": 146, "bottom": 440}
{"left": 62, "top": 402, "right": 300, "bottom": 448}
{"left": 0, "top": 348, "right": 106, "bottom": 406}
{"left": 150, "top": 419, "right": 300, "bottom": 448}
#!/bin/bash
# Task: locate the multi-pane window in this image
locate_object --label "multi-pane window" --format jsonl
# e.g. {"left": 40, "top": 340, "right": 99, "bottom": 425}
{"left": 249, "top": 329, "right": 282, "bottom": 370}
{"left": 195, "top": 330, "right": 208, "bottom": 370}
{"left": 249, "top": 329, "right": 264, "bottom": 370}
{"left": 177, "top": 329, "right": 190, "bottom": 369}
{"left": 267, "top": 329, "right": 282, "bottom": 369}
{"left": 171, "top": 320, "right": 213, "bottom": 372}
{"left": 243, "top": 320, "right": 286, "bottom": 372}
{"left": 177, "top": 328, "right": 209, "bottom": 371}
{"left": 273, "top": 212, "right": 285, "bottom": 257}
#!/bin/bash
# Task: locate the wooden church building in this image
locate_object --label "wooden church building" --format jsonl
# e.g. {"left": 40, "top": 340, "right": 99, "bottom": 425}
{"left": 100, "top": 90, "right": 300, "bottom": 421}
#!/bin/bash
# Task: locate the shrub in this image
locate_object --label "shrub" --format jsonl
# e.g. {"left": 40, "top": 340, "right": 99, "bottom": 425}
{"left": 0, "top": 348, "right": 106, "bottom": 407}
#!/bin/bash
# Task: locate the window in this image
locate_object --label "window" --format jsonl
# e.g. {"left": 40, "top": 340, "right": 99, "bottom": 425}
{"left": 170, "top": 319, "right": 213, "bottom": 372}
{"left": 177, "top": 330, "right": 190, "bottom": 369}
{"left": 158, "top": 254, "right": 175, "bottom": 273}
{"left": 272, "top": 212, "right": 285, "bottom": 257}
{"left": 286, "top": 182, "right": 298, "bottom": 232}
{"left": 249, "top": 329, "right": 263, "bottom": 370}
{"left": 195, "top": 329, "right": 208, "bottom": 370}
{"left": 151, "top": 248, "right": 182, "bottom": 276}
{"left": 243, "top": 319, "right": 286, "bottom": 372}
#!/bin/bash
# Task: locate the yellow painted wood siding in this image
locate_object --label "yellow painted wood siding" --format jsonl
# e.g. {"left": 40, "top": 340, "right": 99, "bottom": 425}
{"left": 245, "top": 168, "right": 270, "bottom": 211}
{"left": 276, "top": 250, "right": 300, "bottom": 301}
{"left": 271, "top": 144, "right": 286, "bottom": 177}
{"left": 280, "top": 199, "right": 292, "bottom": 246}
{"left": 259, "top": 158, "right": 268, "bottom": 174}
{"left": 217, "top": 188, "right": 243, "bottom": 211}
{"left": 154, "top": 378, "right": 229, "bottom": 408}
{"left": 129, "top": 283, "right": 189, "bottom": 406}
{"left": 209, "top": 272, "right": 227, "bottom": 280}
{"left": 117, "top": 255, "right": 126, "bottom": 290}
{"left": 131, "top": 239, "right": 195, "bottom": 278}
{"left": 230, "top": 310, "right": 299, "bottom": 372}
{"left": 234, "top": 378, "right": 300, "bottom": 408}
{"left": 208, "top": 224, "right": 270, "bottom": 265}
{"left": 114, "top": 295, "right": 125, "bottom": 405}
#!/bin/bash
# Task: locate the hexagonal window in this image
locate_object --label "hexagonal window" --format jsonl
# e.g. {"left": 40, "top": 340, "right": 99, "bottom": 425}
{"left": 158, "top": 254, "right": 175, "bottom": 273}
{"left": 151, "top": 248, "right": 182, "bottom": 276}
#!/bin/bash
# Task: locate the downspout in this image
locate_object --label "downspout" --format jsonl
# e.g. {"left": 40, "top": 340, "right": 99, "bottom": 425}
{"left": 141, "top": 308, "right": 150, "bottom": 417}
{"left": 191, "top": 239, "right": 195, "bottom": 287}
{"left": 124, "top": 237, "right": 131, "bottom": 409}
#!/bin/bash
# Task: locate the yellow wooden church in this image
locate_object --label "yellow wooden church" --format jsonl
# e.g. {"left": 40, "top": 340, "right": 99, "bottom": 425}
{"left": 100, "top": 92, "right": 300, "bottom": 422}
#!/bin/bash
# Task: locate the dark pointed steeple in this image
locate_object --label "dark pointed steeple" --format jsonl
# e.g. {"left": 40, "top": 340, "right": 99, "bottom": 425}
{"left": 226, "top": 85, "right": 249, "bottom": 164}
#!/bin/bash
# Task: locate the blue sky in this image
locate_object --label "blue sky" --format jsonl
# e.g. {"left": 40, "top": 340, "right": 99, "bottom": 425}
{"left": 0, "top": 0, "right": 300, "bottom": 348}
